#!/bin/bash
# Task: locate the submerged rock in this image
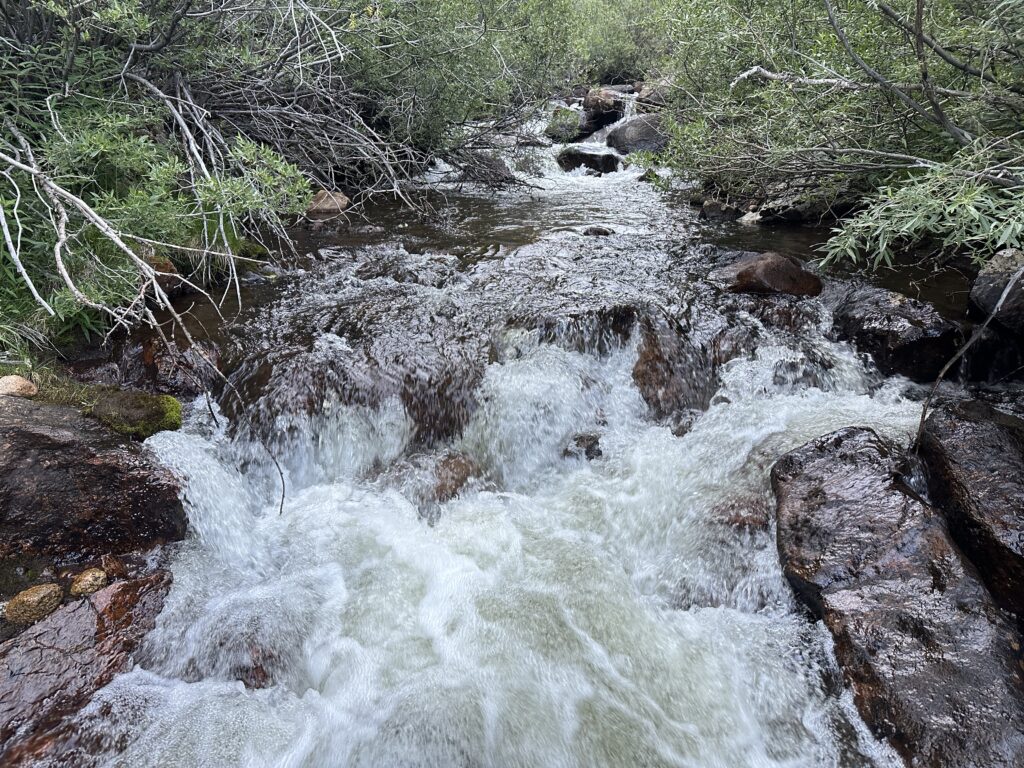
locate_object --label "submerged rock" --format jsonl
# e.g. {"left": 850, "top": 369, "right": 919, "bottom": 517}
{"left": 556, "top": 146, "right": 621, "bottom": 175}
{"left": 824, "top": 284, "right": 961, "bottom": 382}
{"left": 434, "top": 451, "right": 480, "bottom": 503}
{"left": 606, "top": 114, "right": 670, "bottom": 154}
{"left": 0, "top": 571, "right": 172, "bottom": 766}
{"left": 710, "top": 251, "right": 822, "bottom": 297}
{"left": 91, "top": 389, "right": 182, "bottom": 440}
{"left": 582, "top": 226, "right": 613, "bottom": 237}
{"left": 0, "top": 376, "right": 37, "bottom": 399}
{"left": 0, "top": 397, "right": 187, "bottom": 563}
{"left": 772, "top": 427, "right": 1024, "bottom": 767}
{"left": 920, "top": 400, "right": 1024, "bottom": 621}
{"left": 3, "top": 584, "right": 62, "bottom": 625}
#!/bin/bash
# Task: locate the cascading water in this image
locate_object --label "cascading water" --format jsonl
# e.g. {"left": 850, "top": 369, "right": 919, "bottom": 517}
{"left": 75, "top": 129, "right": 921, "bottom": 768}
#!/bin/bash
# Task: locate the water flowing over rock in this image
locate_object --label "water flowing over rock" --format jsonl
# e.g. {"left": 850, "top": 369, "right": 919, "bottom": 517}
{"left": 823, "top": 283, "right": 961, "bottom": 382}
{"left": 556, "top": 145, "right": 622, "bottom": 175}
{"left": 920, "top": 400, "right": 1024, "bottom": 621}
{"left": 710, "top": 251, "right": 822, "bottom": 297}
{"left": 582, "top": 87, "right": 627, "bottom": 129}
{"left": 0, "top": 571, "right": 172, "bottom": 767}
{"left": 605, "top": 113, "right": 670, "bottom": 154}
{"left": 773, "top": 427, "right": 1024, "bottom": 767}
{"left": 0, "top": 397, "right": 186, "bottom": 564}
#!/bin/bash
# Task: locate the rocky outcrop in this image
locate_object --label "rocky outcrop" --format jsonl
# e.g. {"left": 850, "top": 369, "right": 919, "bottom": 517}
{"left": 710, "top": 252, "right": 822, "bottom": 297}
{"left": 0, "top": 376, "right": 37, "bottom": 399}
{"left": 824, "top": 284, "right": 961, "bottom": 382}
{"left": 0, "top": 571, "right": 172, "bottom": 767}
{"left": 556, "top": 146, "right": 621, "bottom": 175}
{"left": 772, "top": 427, "right": 1024, "bottom": 767}
{"left": 970, "top": 248, "right": 1024, "bottom": 334}
{"left": 606, "top": 114, "right": 670, "bottom": 154}
{"left": 920, "top": 400, "right": 1024, "bottom": 621}
{"left": 0, "top": 396, "right": 187, "bottom": 564}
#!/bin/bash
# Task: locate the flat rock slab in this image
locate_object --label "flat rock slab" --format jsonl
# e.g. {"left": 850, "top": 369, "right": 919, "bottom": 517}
{"left": 0, "top": 571, "right": 172, "bottom": 766}
{"left": 920, "top": 400, "right": 1024, "bottom": 620}
{"left": 772, "top": 427, "right": 1024, "bottom": 767}
{"left": 0, "top": 397, "right": 186, "bottom": 563}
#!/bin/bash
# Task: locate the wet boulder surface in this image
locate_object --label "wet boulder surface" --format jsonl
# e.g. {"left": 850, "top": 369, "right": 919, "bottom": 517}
{"left": 919, "top": 400, "right": 1024, "bottom": 621}
{"left": 605, "top": 113, "right": 670, "bottom": 154}
{"left": 556, "top": 145, "right": 622, "bottom": 175}
{"left": 0, "top": 571, "right": 172, "bottom": 767}
{"left": 822, "top": 283, "right": 961, "bottom": 382}
{"left": 0, "top": 396, "right": 187, "bottom": 565}
{"left": 772, "top": 427, "right": 1024, "bottom": 767}
{"left": 710, "top": 251, "right": 822, "bottom": 297}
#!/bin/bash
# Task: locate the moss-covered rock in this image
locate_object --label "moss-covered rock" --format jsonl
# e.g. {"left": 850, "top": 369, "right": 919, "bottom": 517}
{"left": 544, "top": 107, "right": 586, "bottom": 142}
{"left": 91, "top": 389, "right": 182, "bottom": 439}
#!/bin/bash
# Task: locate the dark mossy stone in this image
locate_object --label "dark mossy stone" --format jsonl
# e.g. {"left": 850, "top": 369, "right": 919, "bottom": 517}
{"left": 91, "top": 389, "right": 182, "bottom": 440}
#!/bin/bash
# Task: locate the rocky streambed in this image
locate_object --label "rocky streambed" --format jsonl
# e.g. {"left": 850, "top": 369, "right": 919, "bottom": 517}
{"left": 3, "top": 97, "right": 1024, "bottom": 767}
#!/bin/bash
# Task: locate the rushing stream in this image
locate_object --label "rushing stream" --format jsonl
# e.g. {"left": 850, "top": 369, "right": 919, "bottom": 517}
{"left": 78, "top": 119, "right": 924, "bottom": 767}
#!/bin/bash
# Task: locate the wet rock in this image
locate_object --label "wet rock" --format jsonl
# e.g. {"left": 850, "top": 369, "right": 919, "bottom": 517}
{"left": 757, "top": 179, "right": 862, "bottom": 224}
{"left": 119, "top": 337, "right": 221, "bottom": 398}
{"left": 920, "top": 400, "right": 1024, "bottom": 620}
{"left": 582, "top": 226, "right": 613, "bottom": 237}
{"left": 0, "top": 571, "right": 172, "bottom": 766}
{"left": 91, "top": 389, "right": 182, "bottom": 440}
{"left": 824, "top": 284, "right": 961, "bottom": 382}
{"left": 970, "top": 248, "right": 1024, "bottom": 334}
{"left": 606, "top": 114, "right": 670, "bottom": 154}
{"left": 710, "top": 252, "right": 822, "bottom": 298}
{"left": 100, "top": 554, "right": 128, "bottom": 581}
{"left": 306, "top": 189, "right": 350, "bottom": 217}
{"left": 564, "top": 433, "right": 602, "bottom": 460}
{"left": 3, "top": 584, "right": 62, "bottom": 625}
{"left": 699, "top": 199, "right": 741, "bottom": 222}
{"left": 633, "top": 315, "right": 716, "bottom": 420}
{"left": 582, "top": 87, "right": 626, "bottom": 130}
{"left": 772, "top": 427, "right": 1024, "bottom": 767}
{"left": 527, "top": 304, "right": 638, "bottom": 357}
{"left": 69, "top": 568, "right": 107, "bottom": 597}
{"left": 556, "top": 146, "right": 621, "bottom": 175}
{"left": 544, "top": 107, "right": 591, "bottom": 143}
{"left": 713, "top": 496, "right": 772, "bottom": 533}
{"left": 0, "top": 397, "right": 187, "bottom": 563}
{"left": 434, "top": 451, "right": 479, "bottom": 503}
{"left": 0, "top": 376, "right": 37, "bottom": 399}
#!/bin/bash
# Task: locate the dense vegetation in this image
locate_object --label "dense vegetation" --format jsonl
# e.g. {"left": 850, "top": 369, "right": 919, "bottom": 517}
{"left": 1, "top": 0, "right": 1022, "bottom": 355}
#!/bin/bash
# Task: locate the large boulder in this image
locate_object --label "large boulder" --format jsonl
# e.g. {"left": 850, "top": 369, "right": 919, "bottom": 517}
{"left": 606, "top": 114, "right": 670, "bottom": 154}
{"left": 582, "top": 87, "right": 626, "bottom": 130}
{"left": 970, "top": 248, "right": 1024, "bottom": 334}
{"left": 0, "top": 397, "right": 187, "bottom": 564}
{"left": 556, "top": 146, "right": 622, "bottom": 175}
{"left": 919, "top": 400, "right": 1024, "bottom": 620}
{"left": 632, "top": 314, "right": 716, "bottom": 426}
{"left": 710, "top": 251, "right": 822, "bottom": 297}
{"left": 0, "top": 571, "right": 172, "bottom": 766}
{"left": 824, "top": 284, "right": 961, "bottom": 382}
{"left": 772, "top": 427, "right": 1024, "bottom": 767}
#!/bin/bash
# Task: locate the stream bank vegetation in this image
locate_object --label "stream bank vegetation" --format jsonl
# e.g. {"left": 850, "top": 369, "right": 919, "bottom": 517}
{"left": 1, "top": 0, "right": 1022, "bottom": 356}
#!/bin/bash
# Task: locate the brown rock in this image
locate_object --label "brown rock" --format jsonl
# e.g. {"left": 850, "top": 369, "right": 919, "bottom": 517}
{"left": 710, "top": 251, "right": 822, "bottom": 298}
{"left": 3, "top": 584, "right": 62, "bottom": 625}
{"left": 920, "top": 400, "right": 1024, "bottom": 620}
{"left": 0, "top": 376, "right": 37, "bottom": 399}
{"left": 0, "top": 397, "right": 187, "bottom": 563}
{"left": 582, "top": 87, "right": 626, "bottom": 128}
{"left": 772, "top": 427, "right": 1024, "bottom": 767}
{"left": 0, "top": 571, "right": 172, "bottom": 766}
{"left": 100, "top": 554, "right": 128, "bottom": 580}
{"left": 632, "top": 315, "right": 716, "bottom": 420}
{"left": 435, "top": 451, "right": 479, "bottom": 503}
{"left": 69, "top": 568, "right": 107, "bottom": 597}
{"left": 306, "top": 189, "right": 350, "bottom": 217}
